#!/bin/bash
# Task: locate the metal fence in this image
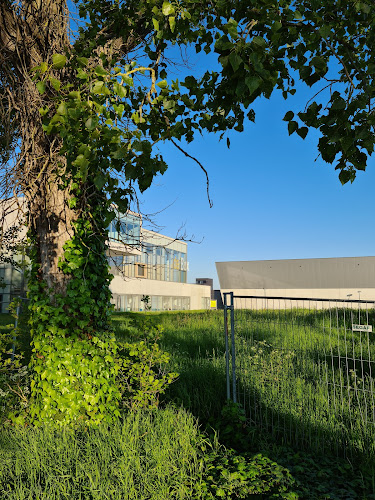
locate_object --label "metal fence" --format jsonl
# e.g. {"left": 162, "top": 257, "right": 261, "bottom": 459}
{"left": 223, "top": 292, "right": 375, "bottom": 461}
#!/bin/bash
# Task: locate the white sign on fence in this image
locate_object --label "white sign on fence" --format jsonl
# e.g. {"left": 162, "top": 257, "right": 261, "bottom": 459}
{"left": 352, "top": 324, "right": 373, "bottom": 333}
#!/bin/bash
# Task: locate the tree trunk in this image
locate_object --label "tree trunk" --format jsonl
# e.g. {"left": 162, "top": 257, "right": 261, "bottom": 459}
{"left": 1, "top": 1, "right": 121, "bottom": 426}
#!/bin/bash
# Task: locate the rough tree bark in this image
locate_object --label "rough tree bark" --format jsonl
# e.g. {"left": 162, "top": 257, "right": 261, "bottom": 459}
{"left": 0, "top": 0, "right": 75, "bottom": 298}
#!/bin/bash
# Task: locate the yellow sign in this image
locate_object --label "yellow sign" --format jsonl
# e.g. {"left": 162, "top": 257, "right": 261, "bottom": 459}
{"left": 210, "top": 300, "right": 217, "bottom": 309}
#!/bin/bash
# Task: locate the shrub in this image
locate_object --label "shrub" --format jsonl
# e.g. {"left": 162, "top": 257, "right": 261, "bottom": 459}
{"left": 116, "top": 317, "right": 178, "bottom": 410}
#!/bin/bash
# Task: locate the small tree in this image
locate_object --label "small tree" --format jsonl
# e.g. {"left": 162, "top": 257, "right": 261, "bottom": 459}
{"left": 0, "top": 0, "right": 374, "bottom": 425}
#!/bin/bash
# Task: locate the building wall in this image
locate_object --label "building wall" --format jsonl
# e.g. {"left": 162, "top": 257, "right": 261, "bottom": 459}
{"left": 216, "top": 257, "right": 375, "bottom": 309}
{"left": 110, "top": 275, "right": 211, "bottom": 311}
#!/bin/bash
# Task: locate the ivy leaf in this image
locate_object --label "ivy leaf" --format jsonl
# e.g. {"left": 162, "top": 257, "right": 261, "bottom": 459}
{"left": 52, "top": 54, "right": 67, "bottom": 69}
{"left": 49, "top": 77, "right": 61, "bottom": 91}
{"left": 36, "top": 81, "right": 46, "bottom": 94}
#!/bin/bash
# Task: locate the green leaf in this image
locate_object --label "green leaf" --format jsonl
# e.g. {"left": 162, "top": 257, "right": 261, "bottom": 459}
{"left": 296, "top": 127, "right": 308, "bottom": 139}
{"left": 215, "top": 35, "right": 233, "bottom": 52}
{"left": 36, "top": 81, "right": 46, "bottom": 94}
{"left": 169, "top": 16, "right": 176, "bottom": 32}
{"left": 152, "top": 18, "right": 159, "bottom": 31}
{"left": 283, "top": 111, "right": 294, "bottom": 121}
{"left": 73, "top": 154, "right": 89, "bottom": 169}
{"left": 85, "top": 116, "right": 98, "bottom": 130}
{"left": 68, "top": 91, "right": 80, "bottom": 100}
{"left": 77, "top": 69, "right": 88, "bottom": 80}
{"left": 288, "top": 121, "right": 298, "bottom": 135}
{"left": 252, "top": 36, "right": 266, "bottom": 49}
{"left": 56, "top": 102, "right": 67, "bottom": 116}
{"left": 52, "top": 54, "right": 67, "bottom": 69}
{"left": 94, "top": 173, "right": 107, "bottom": 190}
{"left": 95, "top": 65, "right": 108, "bottom": 77}
{"left": 245, "top": 76, "right": 261, "bottom": 95}
{"left": 225, "top": 18, "right": 238, "bottom": 38}
{"left": 162, "top": 1, "right": 175, "bottom": 16}
{"left": 339, "top": 169, "right": 354, "bottom": 185}
{"left": 40, "top": 62, "right": 48, "bottom": 73}
{"left": 91, "top": 81, "right": 111, "bottom": 95}
{"left": 311, "top": 56, "right": 327, "bottom": 72}
{"left": 319, "top": 25, "right": 331, "bottom": 38}
{"left": 157, "top": 80, "right": 168, "bottom": 89}
{"left": 229, "top": 52, "right": 242, "bottom": 72}
{"left": 113, "top": 82, "right": 127, "bottom": 98}
{"left": 49, "top": 77, "right": 61, "bottom": 91}
{"left": 77, "top": 57, "right": 88, "bottom": 67}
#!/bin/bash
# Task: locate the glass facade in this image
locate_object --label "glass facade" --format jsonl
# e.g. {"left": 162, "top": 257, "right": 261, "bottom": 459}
{"left": 108, "top": 212, "right": 188, "bottom": 284}
{"left": 107, "top": 212, "right": 141, "bottom": 245}
{"left": 106, "top": 210, "right": 193, "bottom": 312}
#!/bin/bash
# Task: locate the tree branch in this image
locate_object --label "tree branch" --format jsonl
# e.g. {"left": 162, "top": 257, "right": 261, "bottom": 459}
{"left": 170, "top": 138, "right": 213, "bottom": 208}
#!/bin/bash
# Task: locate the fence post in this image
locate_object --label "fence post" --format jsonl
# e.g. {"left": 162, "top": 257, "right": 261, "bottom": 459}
{"left": 223, "top": 292, "right": 231, "bottom": 400}
{"left": 230, "top": 292, "right": 237, "bottom": 403}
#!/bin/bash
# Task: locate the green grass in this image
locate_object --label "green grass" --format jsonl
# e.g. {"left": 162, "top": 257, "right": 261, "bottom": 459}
{"left": 0, "top": 407, "right": 206, "bottom": 499}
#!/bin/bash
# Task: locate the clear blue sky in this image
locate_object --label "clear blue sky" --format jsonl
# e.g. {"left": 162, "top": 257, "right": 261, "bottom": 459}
{"left": 67, "top": 4, "right": 375, "bottom": 290}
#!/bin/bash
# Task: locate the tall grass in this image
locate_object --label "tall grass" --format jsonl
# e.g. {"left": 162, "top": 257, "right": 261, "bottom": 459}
{"left": 0, "top": 407, "right": 206, "bottom": 499}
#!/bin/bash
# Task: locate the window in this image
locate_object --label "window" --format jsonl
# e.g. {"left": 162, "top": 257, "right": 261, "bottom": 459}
{"left": 136, "top": 263, "right": 146, "bottom": 278}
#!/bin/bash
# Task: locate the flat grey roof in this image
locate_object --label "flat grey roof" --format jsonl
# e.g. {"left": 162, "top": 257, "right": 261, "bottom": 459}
{"left": 216, "top": 257, "right": 375, "bottom": 289}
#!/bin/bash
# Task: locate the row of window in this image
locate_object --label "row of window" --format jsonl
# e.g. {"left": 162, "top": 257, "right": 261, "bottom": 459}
{"left": 111, "top": 294, "right": 191, "bottom": 312}
{"left": 109, "top": 262, "right": 187, "bottom": 283}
